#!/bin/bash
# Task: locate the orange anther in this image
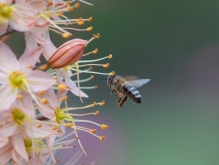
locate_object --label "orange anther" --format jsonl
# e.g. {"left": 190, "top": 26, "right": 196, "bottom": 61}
{"left": 92, "top": 102, "right": 97, "bottom": 107}
{"left": 62, "top": 33, "right": 71, "bottom": 38}
{"left": 38, "top": 90, "right": 45, "bottom": 95}
{"left": 94, "top": 111, "right": 99, "bottom": 116}
{"left": 93, "top": 48, "right": 98, "bottom": 54}
{"left": 75, "top": 2, "right": 80, "bottom": 8}
{"left": 40, "top": 98, "right": 48, "bottom": 104}
{"left": 16, "top": 94, "right": 23, "bottom": 99}
{"left": 36, "top": 124, "right": 42, "bottom": 128}
{"left": 61, "top": 96, "right": 68, "bottom": 102}
{"left": 103, "top": 63, "right": 109, "bottom": 68}
{"left": 65, "top": 123, "right": 73, "bottom": 127}
{"left": 39, "top": 64, "right": 48, "bottom": 70}
{"left": 58, "top": 84, "right": 67, "bottom": 90}
{"left": 99, "top": 101, "right": 105, "bottom": 106}
{"left": 119, "top": 93, "right": 123, "bottom": 99}
{"left": 101, "top": 124, "right": 108, "bottom": 130}
{"left": 99, "top": 136, "right": 105, "bottom": 140}
{"left": 86, "top": 26, "right": 93, "bottom": 31}
{"left": 90, "top": 129, "right": 96, "bottom": 133}
{"left": 108, "top": 54, "right": 113, "bottom": 59}
{"left": 87, "top": 17, "right": 92, "bottom": 22}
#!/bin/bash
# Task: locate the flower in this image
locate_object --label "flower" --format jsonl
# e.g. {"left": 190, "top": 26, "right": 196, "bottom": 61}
{"left": 0, "top": 0, "right": 38, "bottom": 35}
{"left": 0, "top": 41, "right": 56, "bottom": 111}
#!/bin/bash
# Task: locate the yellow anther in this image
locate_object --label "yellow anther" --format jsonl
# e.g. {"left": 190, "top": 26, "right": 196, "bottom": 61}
{"left": 99, "top": 136, "right": 105, "bottom": 141}
{"left": 99, "top": 101, "right": 105, "bottom": 106}
{"left": 60, "top": 96, "right": 68, "bottom": 102}
{"left": 36, "top": 124, "right": 42, "bottom": 128}
{"left": 58, "top": 84, "right": 67, "bottom": 90}
{"left": 95, "top": 85, "right": 98, "bottom": 89}
{"left": 38, "top": 90, "right": 45, "bottom": 95}
{"left": 93, "top": 48, "right": 98, "bottom": 54}
{"left": 109, "top": 71, "right": 115, "bottom": 76}
{"left": 78, "top": 21, "right": 84, "bottom": 25}
{"left": 75, "top": 2, "right": 80, "bottom": 8}
{"left": 27, "top": 65, "right": 33, "bottom": 69}
{"left": 65, "top": 0, "right": 70, "bottom": 4}
{"left": 62, "top": 33, "right": 71, "bottom": 38}
{"left": 94, "top": 111, "right": 99, "bottom": 116}
{"left": 87, "top": 17, "right": 92, "bottom": 22}
{"left": 90, "top": 129, "right": 96, "bottom": 133}
{"left": 86, "top": 26, "right": 93, "bottom": 31}
{"left": 52, "top": 126, "right": 58, "bottom": 130}
{"left": 103, "top": 63, "right": 109, "bottom": 68}
{"left": 91, "top": 75, "right": 95, "bottom": 79}
{"left": 101, "top": 124, "right": 108, "bottom": 130}
{"left": 92, "top": 102, "right": 97, "bottom": 107}
{"left": 47, "top": 1, "right": 53, "bottom": 6}
{"left": 108, "top": 54, "right": 113, "bottom": 59}
{"left": 93, "top": 33, "right": 100, "bottom": 39}
{"left": 40, "top": 98, "right": 48, "bottom": 104}
{"left": 57, "top": 12, "right": 63, "bottom": 17}
{"left": 16, "top": 94, "right": 23, "bottom": 99}
{"left": 39, "top": 64, "right": 48, "bottom": 71}
{"left": 65, "top": 123, "right": 73, "bottom": 127}
{"left": 67, "top": 7, "right": 73, "bottom": 12}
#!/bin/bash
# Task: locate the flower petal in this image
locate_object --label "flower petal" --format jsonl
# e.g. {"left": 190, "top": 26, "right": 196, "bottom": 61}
{"left": 25, "top": 122, "right": 53, "bottom": 138}
{"left": 19, "top": 46, "right": 43, "bottom": 69}
{"left": 0, "top": 138, "right": 12, "bottom": 164}
{"left": 26, "top": 70, "right": 55, "bottom": 92}
{"left": 12, "top": 133, "right": 28, "bottom": 161}
{"left": 1, "top": 121, "right": 19, "bottom": 137}
{"left": 0, "top": 41, "right": 19, "bottom": 73}
{"left": 0, "top": 133, "right": 8, "bottom": 148}
{"left": 0, "top": 84, "right": 17, "bottom": 111}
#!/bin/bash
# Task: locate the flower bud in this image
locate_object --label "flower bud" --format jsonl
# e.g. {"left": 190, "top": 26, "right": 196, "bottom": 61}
{"left": 48, "top": 39, "right": 88, "bottom": 68}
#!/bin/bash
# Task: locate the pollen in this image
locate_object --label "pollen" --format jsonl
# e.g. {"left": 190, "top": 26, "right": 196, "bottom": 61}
{"left": 39, "top": 64, "right": 48, "bottom": 70}
{"left": 101, "top": 124, "right": 108, "bottom": 130}
{"left": 103, "top": 63, "right": 109, "bottom": 68}
{"left": 108, "top": 54, "right": 113, "bottom": 59}
{"left": 75, "top": 3, "right": 80, "bottom": 8}
{"left": 62, "top": 33, "right": 71, "bottom": 38}
{"left": 99, "top": 101, "right": 105, "bottom": 106}
{"left": 94, "top": 111, "right": 99, "bottom": 116}
{"left": 36, "top": 124, "right": 42, "bottom": 128}
{"left": 65, "top": 123, "right": 73, "bottom": 127}
{"left": 92, "top": 102, "right": 97, "bottom": 107}
{"left": 99, "top": 136, "right": 105, "bottom": 141}
{"left": 60, "top": 96, "right": 68, "bottom": 102}
{"left": 16, "top": 94, "right": 23, "bottom": 99}
{"left": 93, "top": 48, "right": 98, "bottom": 54}
{"left": 38, "top": 90, "right": 45, "bottom": 95}
{"left": 88, "top": 17, "right": 92, "bottom": 22}
{"left": 86, "top": 26, "right": 93, "bottom": 31}
{"left": 40, "top": 98, "right": 48, "bottom": 104}
{"left": 58, "top": 84, "right": 67, "bottom": 90}
{"left": 90, "top": 129, "right": 96, "bottom": 133}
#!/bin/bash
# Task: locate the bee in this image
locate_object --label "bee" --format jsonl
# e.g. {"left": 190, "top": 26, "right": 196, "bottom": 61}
{"left": 107, "top": 73, "right": 150, "bottom": 107}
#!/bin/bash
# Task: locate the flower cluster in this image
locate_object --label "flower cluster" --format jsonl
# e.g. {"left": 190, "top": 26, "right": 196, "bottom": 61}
{"left": 0, "top": 0, "right": 111, "bottom": 164}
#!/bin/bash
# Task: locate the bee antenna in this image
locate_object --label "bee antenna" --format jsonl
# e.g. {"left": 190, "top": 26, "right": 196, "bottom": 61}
{"left": 98, "top": 78, "right": 106, "bottom": 82}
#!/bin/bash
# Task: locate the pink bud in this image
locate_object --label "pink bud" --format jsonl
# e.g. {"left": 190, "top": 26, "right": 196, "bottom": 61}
{"left": 48, "top": 39, "right": 88, "bottom": 68}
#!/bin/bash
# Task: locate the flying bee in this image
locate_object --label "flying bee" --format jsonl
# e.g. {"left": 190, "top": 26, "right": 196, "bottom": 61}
{"left": 107, "top": 73, "right": 150, "bottom": 108}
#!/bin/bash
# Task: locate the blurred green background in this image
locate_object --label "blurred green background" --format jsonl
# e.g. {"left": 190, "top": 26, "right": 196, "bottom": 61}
{"left": 7, "top": 0, "right": 219, "bottom": 165}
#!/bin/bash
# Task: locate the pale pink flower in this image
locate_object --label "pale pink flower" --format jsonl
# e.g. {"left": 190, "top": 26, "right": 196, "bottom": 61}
{"left": 0, "top": 0, "right": 39, "bottom": 35}
{"left": 0, "top": 41, "right": 56, "bottom": 110}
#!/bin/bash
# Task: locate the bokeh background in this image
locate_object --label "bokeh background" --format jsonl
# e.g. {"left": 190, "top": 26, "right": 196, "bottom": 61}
{"left": 6, "top": 0, "right": 219, "bottom": 165}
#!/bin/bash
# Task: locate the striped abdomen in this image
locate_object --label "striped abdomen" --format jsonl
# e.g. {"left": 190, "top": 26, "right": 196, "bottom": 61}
{"left": 122, "top": 84, "right": 141, "bottom": 103}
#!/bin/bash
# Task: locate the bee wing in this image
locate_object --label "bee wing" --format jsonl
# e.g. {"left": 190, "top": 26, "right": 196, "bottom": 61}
{"left": 125, "top": 79, "right": 150, "bottom": 88}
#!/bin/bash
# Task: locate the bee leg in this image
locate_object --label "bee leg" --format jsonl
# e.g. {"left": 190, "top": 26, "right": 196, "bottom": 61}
{"left": 118, "top": 96, "right": 128, "bottom": 108}
{"left": 110, "top": 89, "right": 116, "bottom": 95}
